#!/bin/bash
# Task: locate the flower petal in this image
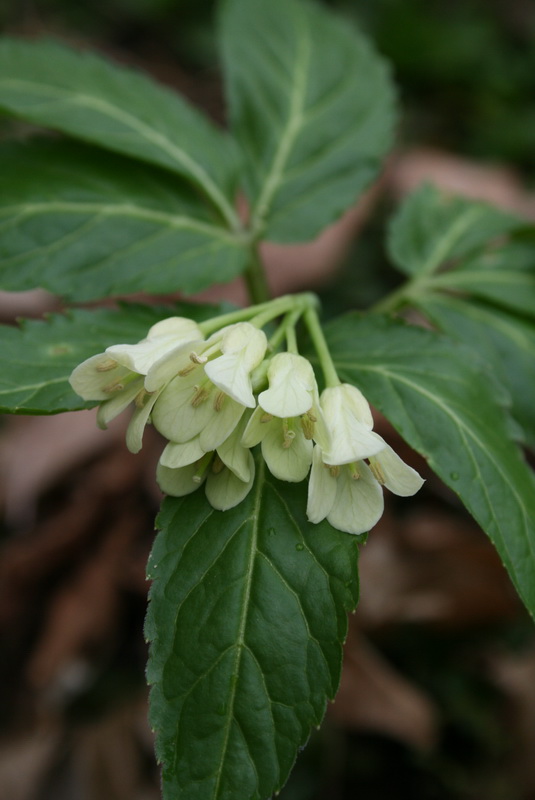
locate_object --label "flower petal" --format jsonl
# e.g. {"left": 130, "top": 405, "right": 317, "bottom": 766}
{"left": 327, "top": 461, "right": 384, "bottom": 535}
{"left": 125, "top": 389, "right": 161, "bottom": 454}
{"left": 144, "top": 341, "right": 205, "bottom": 392}
{"left": 323, "top": 421, "right": 385, "bottom": 465}
{"left": 156, "top": 461, "right": 205, "bottom": 497}
{"left": 160, "top": 437, "right": 205, "bottom": 469}
{"left": 96, "top": 377, "right": 144, "bottom": 428}
{"left": 204, "top": 354, "right": 256, "bottom": 407}
{"left": 372, "top": 446, "right": 425, "bottom": 496}
{"left": 241, "top": 405, "right": 271, "bottom": 448}
{"left": 69, "top": 354, "right": 131, "bottom": 401}
{"left": 217, "top": 415, "right": 252, "bottom": 482}
{"left": 261, "top": 423, "right": 313, "bottom": 482}
{"left": 258, "top": 353, "right": 316, "bottom": 417}
{"left": 146, "top": 316, "right": 203, "bottom": 341}
{"left": 204, "top": 323, "right": 267, "bottom": 407}
{"left": 306, "top": 445, "right": 337, "bottom": 524}
{"left": 151, "top": 372, "right": 214, "bottom": 442}
{"left": 205, "top": 451, "right": 255, "bottom": 511}
{"left": 199, "top": 396, "right": 245, "bottom": 452}
{"left": 321, "top": 383, "right": 374, "bottom": 430}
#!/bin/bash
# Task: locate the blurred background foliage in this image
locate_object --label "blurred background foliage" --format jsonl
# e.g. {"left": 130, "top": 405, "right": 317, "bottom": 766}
{"left": 1, "top": 2, "right": 534, "bottom": 799}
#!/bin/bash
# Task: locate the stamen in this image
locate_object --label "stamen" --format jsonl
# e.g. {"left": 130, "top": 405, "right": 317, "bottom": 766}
{"left": 349, "top": 462, "right": 361, "bottom": 480}
{"left": 211, "top": 456, "right": 225, "bottom": 474}
{"left": 213, "top": 391, "right": 226, "bottom": 412}
{"left": 102, "top": 380, "right": 124, "bottom": 394}
{"left": 300, "top": 414, "right": 315, "bottom": 439}
{"left": 96, "top": 358, "right": 118, "bottom": 372}
{"left": 134, "top": 388, "right": 149, "bottom": 408}
{"left": 369, "top": 459, "right": 385, "bottom": 484}
{"left": 193, "top": 452, "right": 213, "bottom": 482}
{"left": 191, "top": 384, "right": 211, "bottom": 407}
{"left": 307, "top": 411, "right": 317, "bottom": 423}
{"left": 189, "top": 351, "right": 208, "bottom": 364}
{"left": 282, "top": 419, "right": 296, "bottom": 449}
{"left": 178, "top": 362, "right": 197, "bottom": 377}
{"left": 261, "top": 413, "right": 274, "bottom": 423}
{"left": 326, "top": 464, "right": 340, "bottom": 478}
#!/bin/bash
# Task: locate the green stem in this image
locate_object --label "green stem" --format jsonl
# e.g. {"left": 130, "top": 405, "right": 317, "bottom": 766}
{"left": 303, "top": 307, "right": 340, "bottom": 388}
{"left": 243, "top": 247, "right": 271, "bottom": 305}
{"left": 198, "top": 292, "right": 317, "bottom": 337}
{"left": 371, "top": 275, "right": 430, "bottom": 314}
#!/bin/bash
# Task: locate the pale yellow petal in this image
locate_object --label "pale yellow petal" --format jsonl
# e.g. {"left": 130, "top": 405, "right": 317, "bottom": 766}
{"left": 327, "top": 462, "right": 384, "bottom": 535}
{"left": 306, "top": 446, "right": 337, "bottom": 524}
{"left": 373, "top": 445, "right": 425, "bottom": 497}
{"left": 258, "top": 353, "right": 315, "bottom": 417}
{"left": 261, "top": 423, "right": 312, "bottom": 482}
{"left": 205, "top": 452, "right": 255, "bottom": 511}
{"left": 156, "top": 461, "right": 204, "bottom": 497}
{"left": 160, "top": 437, "right": 205, "bottom": 469}
{"left": 69, "top": 353, "right": 131, "bottom": 401}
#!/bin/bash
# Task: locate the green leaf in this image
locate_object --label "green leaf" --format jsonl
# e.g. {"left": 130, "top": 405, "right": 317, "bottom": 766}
{"left": 388, "top": 183, "right": 523, "bottom": 278}
{"left": 0, "top": 140, "right": 248, "bottom": 301}
{"left": 0, "top": 302, "right": 222, "bottom": 414}
{"left": 0, "top": 38, "right": 239, "bottom": 226}
{"left": 418, "top": 293, "right": 535, "bottom": 450}
{"left": 146, "top": 459, "right": 359, "bottom": 800}
{"left": 428, "top": 237, "right": 535, "bottom": 320}
{"left": 326, "top": 313, "right": 535, "bottom": 618}
{"left": 220, "top": 0, "right": 395, "bottom": 242}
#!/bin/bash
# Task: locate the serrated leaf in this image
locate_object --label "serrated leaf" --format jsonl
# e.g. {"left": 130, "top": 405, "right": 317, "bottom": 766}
{"left": 418, "top": 293, "right": 535, "bottom": 449}
{"left": 325, "top": 313, "right": 535, "bottom": 618}
{"left": 388, "top": 183, "right": 523, "bottom": 278}
{"left": 0, "top": 140, "right": 248, "bottom": 301}
{"left": 220, "top": 0, "right": 395, "bottom": 242}
{"left": 0, "top": 38, "right": 239, "bottom": 226}
{"left": 0, "top": 302, "right": 222, "bottom": 414}
{"left": 146, "top": 459, "right": 359, "bottom": 800}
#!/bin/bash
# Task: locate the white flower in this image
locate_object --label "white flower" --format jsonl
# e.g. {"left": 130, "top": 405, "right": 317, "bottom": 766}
{"left": 307, "top": 383, "right": 424, "bottom": 535}
{"left": 150, "top": 322, "right": 267, "bottom": 451}
{"left": 307, "top": 443, "right": 424, "bottom": 536}
{"left": 69, "top": 316, "right": 203, "bottom": 452}
{"left": 241, "top": 353, "right": 329, "bottom": 482}
{"left": 320, "top": 383, "right": 385, "bottom": 464}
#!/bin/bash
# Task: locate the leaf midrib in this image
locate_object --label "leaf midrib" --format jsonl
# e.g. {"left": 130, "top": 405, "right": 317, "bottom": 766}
{"left": 0, "top": 200, "right": 238, "bottom": 241}
{"left": 250, "top": 20, "right": 311, "bottom": 232}
{"left": 0, "top": 77, "right": 238, "bottom": 228}
{"left": 211, "top": 459, "right": 265, "bottom": 800}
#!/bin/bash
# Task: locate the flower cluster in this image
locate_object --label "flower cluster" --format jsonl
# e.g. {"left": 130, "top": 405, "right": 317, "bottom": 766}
{"left": 70, "top": 313, "right": 423, "bottom": 535}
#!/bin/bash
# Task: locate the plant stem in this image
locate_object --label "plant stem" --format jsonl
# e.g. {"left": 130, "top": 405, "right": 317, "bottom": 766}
{"left": 199, "top": 293, "right": 317, "bottom": 336}
{"left": 243, "top": 247, "right": 271, "bottom": 305}
{"left": 371, "top": 275, "right": 429, "bottom": 314}
{"left": 303, "top": 307, "right": 340, "bottom": 388}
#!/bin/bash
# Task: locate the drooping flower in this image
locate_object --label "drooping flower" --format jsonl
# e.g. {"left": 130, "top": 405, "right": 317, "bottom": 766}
{"left": 149, "top": 322, "right": 267, "bottom": 452}
{"left": 69, "top": 317, "right": 204, "bottom": 452}
{"left": 306, "top": 383, "right": 424, "bottom": 535}
{"left": 241, "top": 352, "right": 330, "bottom": 482}
{"left": 156, "top": 417, "right": 255, "bottom": 511}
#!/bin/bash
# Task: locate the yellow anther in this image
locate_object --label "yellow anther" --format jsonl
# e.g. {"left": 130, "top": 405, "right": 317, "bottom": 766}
{"left": 134, "top": 388, "right": 149, "bottom": 408}
{"left": 178, "top": 362, "right": 197, "bottom": 377}
{"left": 369, "top": 460, "right": 385, "bottom": 484}
{"left": 213, "top": 391, "right": 226, "bottom": 412}
{"left": 300, "top": 414, "right": 315, "bottom": 439}
{"left": 96, "top": 358, "right": 118, "bottom": 372}
{"left": 261, "top": 413, "right": 274, "bottom": 423}
{"left": 189, "top": 351, "right": 208, "bottom": 364}
{"left": 191, "top": 385, "right": 210, "bottom": 407}
{"left": 349, "top": 462, "right": 361, "bottom": 480}
{"left": 102, "top": 380, "right": 124, "bottom": 394}
{"left": 326, "top": 464, "right": 340, "bottom": 478}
